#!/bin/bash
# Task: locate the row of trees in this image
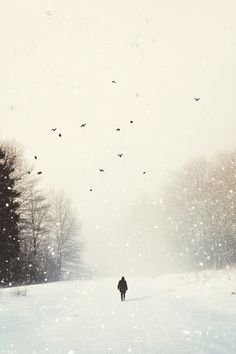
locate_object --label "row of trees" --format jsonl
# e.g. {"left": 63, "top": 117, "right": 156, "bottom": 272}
{"left": 123, "top": 150, "right": 235, "bottom": 275}
{"left": 0, "top": 141, "right": 82, "bottom": 286}
{"left": 159, "top": 150, "right": 236, "bottom": 271}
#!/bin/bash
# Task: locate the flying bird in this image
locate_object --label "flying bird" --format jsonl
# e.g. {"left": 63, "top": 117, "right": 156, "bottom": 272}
{"left": 143, "top": 171, "right": 146, "bottom": 175}
{"left": 81, "top": 123, "right": 87, "bottom": 128}
{"left": 34, "top": 156, "right": 37, "bottom": 160}
{"left": 90, "top": 189, "right": 93, "bottom": 192}
{"left": 130, "top": 120, "right": 133, "bottom": 124}
{"left": 51, "top": 128, "right": 57, "bottom": 131}
{"left": 194, "top": 98, "right": 200, "bottom": 101}
{"left": 58, "top": 133, "right": 62, "bottom": 137}
{"left": 116, "top": 128, "right": 120, "bottom": 131}
{"left": 9, "top": 105, "right": 17, "bottom": 111}
{"left": 112, "top": 80, "right": 116, "bottom": 84}
{"left": 37, "top": 171, "right": 42, "bottom": 175}
{"left": 118, "top": 154, "right": 123, "bottom": 158}
{"left": 99, "top": 169, "right": 104, "bottom": 172}
{"left": 27, "top": 171, "right": 31, "bottom": 175}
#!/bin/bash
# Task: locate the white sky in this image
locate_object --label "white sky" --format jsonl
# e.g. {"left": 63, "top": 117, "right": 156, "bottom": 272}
{"left": 0, "top": 0, "right": 236, "bottom": 275}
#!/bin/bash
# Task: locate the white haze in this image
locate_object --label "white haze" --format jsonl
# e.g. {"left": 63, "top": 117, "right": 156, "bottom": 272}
{"left": 0, "top": 0, "right": 235, "bottom": 276}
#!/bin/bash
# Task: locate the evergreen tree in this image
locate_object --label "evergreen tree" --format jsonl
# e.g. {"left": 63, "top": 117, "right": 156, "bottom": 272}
{"left": 0, "top": 146, "right": 21, "bottom": 285}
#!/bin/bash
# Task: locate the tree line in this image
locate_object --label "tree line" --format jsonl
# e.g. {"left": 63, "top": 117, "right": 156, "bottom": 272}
{"left": 159, "top": 150, "right": 236, "bottom": 271}
{"left": 0, "top": 141, "right": 82, "bottom": 286}
{"left": 124, "top": 150, "right": 236, "bottom": 275}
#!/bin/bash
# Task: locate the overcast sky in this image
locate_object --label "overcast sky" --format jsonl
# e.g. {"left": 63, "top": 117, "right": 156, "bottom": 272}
{"left": 0, "top": 0, "right": 236, "bottom": 276}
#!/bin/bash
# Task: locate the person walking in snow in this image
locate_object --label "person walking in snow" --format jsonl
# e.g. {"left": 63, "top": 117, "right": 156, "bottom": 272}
{"left": 117, "top": 276, "right": 128, "bottom": 301}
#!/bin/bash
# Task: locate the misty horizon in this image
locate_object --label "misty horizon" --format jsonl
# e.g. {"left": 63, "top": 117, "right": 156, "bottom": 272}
{"left": 1, "top": 0, "right": 236, "bottom": 276}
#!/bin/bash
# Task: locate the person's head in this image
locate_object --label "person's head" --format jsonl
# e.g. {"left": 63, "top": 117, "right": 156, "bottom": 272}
{"left": 121, "top": 276, "right": 125, "bottom": 280}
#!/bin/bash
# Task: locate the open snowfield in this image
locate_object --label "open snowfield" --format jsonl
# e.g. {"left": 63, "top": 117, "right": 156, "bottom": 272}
{"left": 0, "top": 270, "right": 236, "bottom": 354}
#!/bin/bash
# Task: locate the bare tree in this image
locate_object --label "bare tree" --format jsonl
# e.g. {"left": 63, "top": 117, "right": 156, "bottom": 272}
{"left": 19, "top": 180, "right": 52, "bottom": 283}
{"left": 50, "top": 192, "right": 82, "bottom": 281}
{"left": 207, "top": 151, "right": 236, "bottom": 267}
{"left": 159, "top": 150, "right": 236, "bottom": 271}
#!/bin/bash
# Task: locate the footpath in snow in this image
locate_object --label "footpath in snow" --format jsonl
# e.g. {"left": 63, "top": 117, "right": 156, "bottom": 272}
{"left": 0, "top": 270, "right": 236, "bottom": 354}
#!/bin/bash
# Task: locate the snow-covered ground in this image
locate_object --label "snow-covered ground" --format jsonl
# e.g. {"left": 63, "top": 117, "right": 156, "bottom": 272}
{"left": 0, "top": 270, "right": 236, "bottom": 354}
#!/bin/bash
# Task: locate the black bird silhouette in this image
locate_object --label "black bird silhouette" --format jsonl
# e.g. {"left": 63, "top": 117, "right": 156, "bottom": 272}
{"left": 90, "top": 189, "right": 93, "bottom": 192}
{"left": 112, "top": 80, "right": 116, "bottom": 84}
{"left": 143, "top": 171, "right": 146, "bottom": 175}
{"left": 37, "top": 171, "right": 42, "bottom": 175}
{"left": 81, "top": 123, "right": 86, "bottom": 128}
{"left": 118, "top": 154, "right": 123, "bottom": 158}
{"left": 130, "top": 120, "right": 133, "bottom": 124}
{"left": 116, "top": 128, "right": 120, "bottom": 131}
{"left": 58, "top": 133, "right": 62, "bottom": 137}
{"left": 99, "top": 169, "right": 104, "bottom": 172}
{"left": 194, "top": 98, "right": 200, "bottom": 101}
{"left": 51, "top": 128, "right": 57, "bottom": 131}
{"left": 34, "top": 156, "right": 37, "bottom": 160}
{"left": 27, "top": 171, "right": 31, "bottom": 175}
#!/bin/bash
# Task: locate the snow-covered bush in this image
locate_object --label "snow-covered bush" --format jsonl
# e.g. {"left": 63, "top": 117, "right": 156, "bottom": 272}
{"left": 10, "top": 287, "right": 28, "bottom": 297}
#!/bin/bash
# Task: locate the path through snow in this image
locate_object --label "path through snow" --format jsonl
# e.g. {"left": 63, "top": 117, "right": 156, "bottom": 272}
{"left": 0, "top": 273, "right": 236, "bottom": 354}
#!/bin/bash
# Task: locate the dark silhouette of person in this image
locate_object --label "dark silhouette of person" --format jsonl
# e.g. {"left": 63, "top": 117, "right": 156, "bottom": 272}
{"left": 117, "top": 276, "right": 128, "bottom": 301}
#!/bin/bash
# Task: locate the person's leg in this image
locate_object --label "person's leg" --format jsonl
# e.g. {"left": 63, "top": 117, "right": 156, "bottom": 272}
{"left": 120, "top": 292, "right": 123, "bottom": 301}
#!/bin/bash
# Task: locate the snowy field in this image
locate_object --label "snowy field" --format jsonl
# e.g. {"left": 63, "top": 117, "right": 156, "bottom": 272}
{"left": 0, "top": 270, "right": 236, "bottom": 354}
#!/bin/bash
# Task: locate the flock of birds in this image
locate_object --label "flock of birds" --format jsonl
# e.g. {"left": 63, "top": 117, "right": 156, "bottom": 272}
{"left": 28, "top": 120, "right": 135, "bottom": 183}
{"left": 26, "top": 82, "right": 200, "bottom": 191}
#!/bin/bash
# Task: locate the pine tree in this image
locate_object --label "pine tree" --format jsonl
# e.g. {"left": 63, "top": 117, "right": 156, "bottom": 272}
{"left": 0, "top": 146, "right": 21, "bottom": 285}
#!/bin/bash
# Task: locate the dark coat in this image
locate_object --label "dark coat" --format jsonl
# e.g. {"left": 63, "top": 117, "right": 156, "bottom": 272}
{"left": 117, "top": 277, "right": 128, "bottom": 293}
